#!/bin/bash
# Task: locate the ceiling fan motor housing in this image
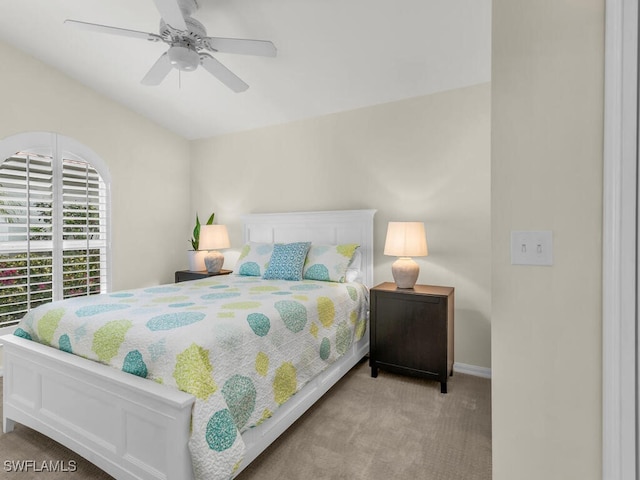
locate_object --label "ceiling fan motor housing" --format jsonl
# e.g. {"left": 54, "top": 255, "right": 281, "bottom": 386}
{"left": 160, "top": 17, "right": 206, "bottom": 42}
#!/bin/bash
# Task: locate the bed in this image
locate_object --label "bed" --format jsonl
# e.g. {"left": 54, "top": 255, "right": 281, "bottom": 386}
{"left": 1, "top": 209, "right": 376, "bottom": 480}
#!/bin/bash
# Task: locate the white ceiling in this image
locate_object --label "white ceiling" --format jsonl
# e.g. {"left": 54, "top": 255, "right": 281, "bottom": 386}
{"left": 0, "top": 0, "right": 491, "bottom": 140}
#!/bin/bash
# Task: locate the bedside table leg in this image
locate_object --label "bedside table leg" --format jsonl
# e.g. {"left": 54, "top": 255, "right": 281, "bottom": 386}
{"left": 371, "top": 365, "right": 378, "bottom": 378}
{"left": 440, "top": 382, "right": 447, "bottom": 394}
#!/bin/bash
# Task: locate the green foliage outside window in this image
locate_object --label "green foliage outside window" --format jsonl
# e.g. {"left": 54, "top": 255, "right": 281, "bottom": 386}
{"left": 0, "top": 202, "right": 104, "bottom": 325}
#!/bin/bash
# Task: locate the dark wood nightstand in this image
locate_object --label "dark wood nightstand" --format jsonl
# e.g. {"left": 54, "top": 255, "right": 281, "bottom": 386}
{"left": 174, "top": 269, "right": 232, "bottom": 283}
{"left": 369, "top": 282, "right": 455, "bottom": 393}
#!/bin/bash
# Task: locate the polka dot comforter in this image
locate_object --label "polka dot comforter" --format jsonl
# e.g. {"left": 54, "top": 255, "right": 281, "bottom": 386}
{"left": 13, "top": 275, "right": 369, "bottom": 479}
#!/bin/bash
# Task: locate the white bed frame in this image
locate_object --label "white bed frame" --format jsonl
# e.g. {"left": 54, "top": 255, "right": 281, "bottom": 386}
{"left": 1, "top": 209, "right": 376, "bottom": 480}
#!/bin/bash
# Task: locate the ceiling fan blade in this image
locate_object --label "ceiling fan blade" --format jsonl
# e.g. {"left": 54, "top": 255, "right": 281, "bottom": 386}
{"left": 152, "top": 0, "right": 187, "bottom": 31}
{"left": 65, "top": 19, "right": 162, "bottom": 42}
{"left": 141, "top": 52, "right": 173, "bottom": 86}
{"left": 205, "top": 37, "right": 277, "bottom": 57}
{"left": 200, "top": 54, "right": 249, "bottom": 93}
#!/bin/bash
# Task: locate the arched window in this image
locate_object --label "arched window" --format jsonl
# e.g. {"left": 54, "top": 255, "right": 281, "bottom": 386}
{"left": 0, "top": 133, "right": 110, "bottom": 327}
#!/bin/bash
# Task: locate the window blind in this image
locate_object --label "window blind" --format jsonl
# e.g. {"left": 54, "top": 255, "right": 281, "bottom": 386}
{"left": 0, "top": 152, "right": 108, "bottom": 326}
{"left": 61, "top": 158, "right": 107, "bottom": 299}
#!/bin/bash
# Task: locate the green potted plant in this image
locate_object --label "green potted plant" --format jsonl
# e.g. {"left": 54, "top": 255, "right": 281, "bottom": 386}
{"left": 188, "top": 212, "right": 214, "bottom": 271}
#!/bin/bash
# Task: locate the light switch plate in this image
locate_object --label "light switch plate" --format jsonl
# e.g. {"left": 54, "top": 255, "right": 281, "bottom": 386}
{"left": 511, "top": 231, "right": 553, "bottom": 266}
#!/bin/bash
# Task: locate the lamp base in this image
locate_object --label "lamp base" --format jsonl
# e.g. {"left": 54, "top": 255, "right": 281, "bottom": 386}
{"left": 392, "top": 257, "right": 419, "bottom": 289}
{"left": 204, "top": 251, "right": 224, "bottom": 274}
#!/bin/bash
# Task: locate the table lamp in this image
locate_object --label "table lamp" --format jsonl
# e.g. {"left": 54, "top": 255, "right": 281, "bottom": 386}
{"left": 383, "top": 221, "right": 428, "bottom": 289}
{"left": 199, "top": 224, "right": 230, "bottom": 274}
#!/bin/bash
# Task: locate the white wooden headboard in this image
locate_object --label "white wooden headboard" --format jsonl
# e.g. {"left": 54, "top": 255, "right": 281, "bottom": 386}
{"left": 241, "top": 209, "right": 376, "bottom": 288}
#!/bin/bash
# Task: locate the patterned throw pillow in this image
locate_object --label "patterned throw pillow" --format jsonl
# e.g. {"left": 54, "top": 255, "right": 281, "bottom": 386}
{"left": 235, "top": 242, "right": 274, "bottom": 276}
{"left": 263, "top": 242, "right": 312, "bottom": 281}
{"left": 303, "top": 243, "right": 360, "bottom": 283}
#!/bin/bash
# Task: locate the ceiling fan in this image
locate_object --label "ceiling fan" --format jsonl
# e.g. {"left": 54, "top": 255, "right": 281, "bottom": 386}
{"left": 65, "top": 0, "right": 276, "bottom": 92}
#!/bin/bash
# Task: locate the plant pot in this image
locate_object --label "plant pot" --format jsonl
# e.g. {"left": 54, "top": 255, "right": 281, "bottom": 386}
{"left": 188, "top": 250, "right": 207, "bottom": 272}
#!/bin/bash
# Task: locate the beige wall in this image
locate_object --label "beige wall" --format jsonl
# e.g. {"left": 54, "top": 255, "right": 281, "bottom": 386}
{"left": 0, "top": 40, "right": 191, "bottom": 290}
{"left": 491, "top": 1, "right": 604, "bottom": 478}
{"left": 191, "top": 83, "right": 492, "bottom": 369}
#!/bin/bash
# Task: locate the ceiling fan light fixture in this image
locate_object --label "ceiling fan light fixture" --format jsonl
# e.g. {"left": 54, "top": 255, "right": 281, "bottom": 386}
{"left": 168, "top": 45, "right": 199, "bottom": 71}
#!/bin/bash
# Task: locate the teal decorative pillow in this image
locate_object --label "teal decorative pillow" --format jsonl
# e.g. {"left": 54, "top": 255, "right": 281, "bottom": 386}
{"left": 235, "top": 242, "right": 274, "bottom": 276}
{"left": 263, "top": 242, "right": 312, "bottom": 281}
{"left": 303, "top": 243, "right": 360, "bottom": 282}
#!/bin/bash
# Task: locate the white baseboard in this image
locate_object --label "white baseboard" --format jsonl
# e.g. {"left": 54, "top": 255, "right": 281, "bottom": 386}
{"left": 453, "top": 362, "right": 492, "bottom": 379}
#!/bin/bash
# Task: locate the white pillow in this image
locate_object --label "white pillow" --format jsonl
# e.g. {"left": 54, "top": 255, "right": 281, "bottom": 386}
{"left": 235, "top": 242, "right": 274, "bottom": 276}
{"left": 302, "top": 243, "right": 360, "bottom": 283}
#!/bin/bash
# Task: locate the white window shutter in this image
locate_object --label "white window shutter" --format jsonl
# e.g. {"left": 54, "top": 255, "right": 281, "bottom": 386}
{"left": 60, "top": 158, "right": 108, "bottom": 299}
{"left": 0, "top": 146, "right": 109, "bottom": 326}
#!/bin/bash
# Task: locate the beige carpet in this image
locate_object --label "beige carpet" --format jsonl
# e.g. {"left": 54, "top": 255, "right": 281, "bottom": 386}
{"left": 0, "top": 360, "right": 491, "bottom": 480}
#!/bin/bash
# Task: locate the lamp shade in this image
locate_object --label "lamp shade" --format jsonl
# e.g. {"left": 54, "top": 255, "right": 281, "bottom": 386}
{"left": 199, "top": 224, "right": 230, "bottom": 251}
{"left": 384, "top": 222, "right": 428, "bottom": 257}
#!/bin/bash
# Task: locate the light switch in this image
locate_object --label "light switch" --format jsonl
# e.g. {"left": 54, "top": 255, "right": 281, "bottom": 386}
{"left": 511, "top": 231, "right": 553, "bottom": 266}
